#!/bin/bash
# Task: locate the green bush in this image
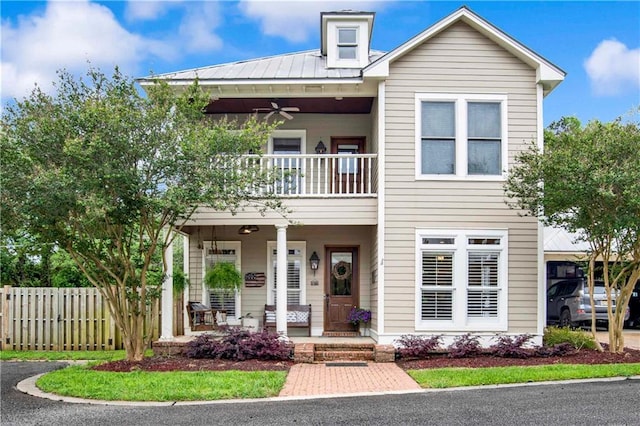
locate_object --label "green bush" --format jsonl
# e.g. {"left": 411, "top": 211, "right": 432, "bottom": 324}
{"left": 543, "top": 326, "right": 596, "bottom": 350}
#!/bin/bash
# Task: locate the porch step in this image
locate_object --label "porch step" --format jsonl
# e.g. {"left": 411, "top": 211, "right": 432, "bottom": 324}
{"left": 314, "top": 343, "right": 375, "bottom": 362}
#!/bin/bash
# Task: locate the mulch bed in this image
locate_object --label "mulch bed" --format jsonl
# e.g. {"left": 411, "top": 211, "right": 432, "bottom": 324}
{"left": 91, "top": 347, "right": 640, "bottom": 373}
{"left": 397, "top": 347, "right": 640, "bottom": 370}
{"left": 91, "top": 357, "right": 294, "bottom": 372}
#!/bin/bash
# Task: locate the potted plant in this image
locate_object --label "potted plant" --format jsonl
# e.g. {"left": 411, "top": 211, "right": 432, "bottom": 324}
{"left": 204, "top": 262, "right": 242, "bottom": 323}
{"left": 347, "top": 306, "right": 372, "bottom": 336}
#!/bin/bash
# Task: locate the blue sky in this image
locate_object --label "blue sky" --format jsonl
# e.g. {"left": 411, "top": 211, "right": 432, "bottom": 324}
{"left": 2, "top": 1, "right": 639, "bottom": 125}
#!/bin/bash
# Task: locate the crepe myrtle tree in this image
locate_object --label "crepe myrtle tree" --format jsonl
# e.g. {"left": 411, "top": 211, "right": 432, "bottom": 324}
{"left": 1, "top": 67, "right": 284, "bottom": 361}
{"left": 504, "top": 111, "right": 640, "bottom": 353}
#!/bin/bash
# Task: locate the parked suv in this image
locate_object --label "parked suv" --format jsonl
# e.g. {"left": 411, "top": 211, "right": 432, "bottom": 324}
{"left": 625, "top": 281, "right": 640, "bottom": 328}
{"left": 547, "top": 279, "right": 630, "bottom": 327}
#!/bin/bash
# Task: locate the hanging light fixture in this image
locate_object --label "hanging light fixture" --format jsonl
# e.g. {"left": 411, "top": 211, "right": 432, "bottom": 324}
{"left": 238, "top": 225, "right": 259, "bottom": 235}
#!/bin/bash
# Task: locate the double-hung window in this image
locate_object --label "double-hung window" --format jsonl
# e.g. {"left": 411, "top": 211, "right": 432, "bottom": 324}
{"left": 337, "top": 28, "right": 358, "bottom": 60}
{"left": 416, "top": 94, "right": 507, "bottom": 179}
{"left": 416, "top": 230, "right": 508, "bottom": 331}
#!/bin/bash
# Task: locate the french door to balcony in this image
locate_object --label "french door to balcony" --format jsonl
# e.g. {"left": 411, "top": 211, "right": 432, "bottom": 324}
{"left": 332, "top": 137, "right": 365, "bottom": 194}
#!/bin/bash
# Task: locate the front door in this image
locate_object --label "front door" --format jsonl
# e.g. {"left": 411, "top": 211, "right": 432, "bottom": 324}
{"left": 324, "top": 246, "right": 359, "bottom": 332}
{"left": 332, "top": 137, "right": 365, "bottom": 194}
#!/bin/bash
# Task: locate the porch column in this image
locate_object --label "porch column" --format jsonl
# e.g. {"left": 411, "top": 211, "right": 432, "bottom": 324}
{"left": 275, "top": 224, "right": 288, "bottom": 336}
{"left": 182, "top": 233, "right": 190, "bottom": 331}
{"left": 160, "top": 228, "right": 174, "bottom": 341}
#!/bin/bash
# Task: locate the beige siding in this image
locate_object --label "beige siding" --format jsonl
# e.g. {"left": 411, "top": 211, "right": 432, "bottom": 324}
{"left": 383, "top": 21, "right": 539, "bottom": 334}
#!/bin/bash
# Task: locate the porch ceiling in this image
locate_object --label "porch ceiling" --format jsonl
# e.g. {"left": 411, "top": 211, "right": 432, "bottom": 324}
{"left": 204, "top": 97, "right": 374, "bottom": 115}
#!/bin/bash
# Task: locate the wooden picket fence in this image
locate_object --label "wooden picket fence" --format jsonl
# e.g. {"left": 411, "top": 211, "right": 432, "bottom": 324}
{"left": 0, "top": 286, "right": 161, "bottom": 351}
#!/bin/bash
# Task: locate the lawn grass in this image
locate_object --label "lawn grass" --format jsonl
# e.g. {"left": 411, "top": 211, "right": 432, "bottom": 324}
{"left": 0, "top": 350, "right": 152, "bottom": 361}
{"left": 36, "top": 365, "right": 287, "bottom": 401}
{"left": 408, "top": 363, "right": 640, "bottom": 389}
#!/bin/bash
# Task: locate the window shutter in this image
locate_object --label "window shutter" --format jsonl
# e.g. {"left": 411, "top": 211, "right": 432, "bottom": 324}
{"left": 421, "top": 253, "right": 453, "bottom": 319}
{"left": 467, "top": 252, "right": 499, "bottom": 318}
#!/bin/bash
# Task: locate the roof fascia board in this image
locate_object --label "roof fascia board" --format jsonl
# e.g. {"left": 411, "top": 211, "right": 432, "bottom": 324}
{"left": 363, "top": 7, "right": 565, "bottom": 90}
{"left": 138, "top": 77, "right": 364, "bottom": 87}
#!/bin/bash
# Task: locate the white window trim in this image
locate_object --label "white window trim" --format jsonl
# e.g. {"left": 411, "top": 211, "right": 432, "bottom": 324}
{"left": 415, "top": 229, "right": 508, "bottom": 332}
{"left": 268, "top": 129, "right": 307, "bottom": 154}
{"left": 202, "top": 240, "right": 242, "bottom": 325}
{"left": 266, "top": 241, "right": 307, "bottom": 305}
{"left": 415, "top": 93, "right": 508, "bottom": 181}
{"left": 326, "top": 21, "right": 369, "bottom": 68}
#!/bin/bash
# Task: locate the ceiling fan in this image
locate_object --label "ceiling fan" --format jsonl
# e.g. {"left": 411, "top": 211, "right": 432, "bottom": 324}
{"left": 254, "top": 101, "right": 300, "bottom": 120}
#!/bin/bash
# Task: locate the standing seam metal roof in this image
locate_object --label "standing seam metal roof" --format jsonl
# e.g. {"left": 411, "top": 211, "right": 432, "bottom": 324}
{"left": 147, "top": 49, "right": 386, "bottom": 81}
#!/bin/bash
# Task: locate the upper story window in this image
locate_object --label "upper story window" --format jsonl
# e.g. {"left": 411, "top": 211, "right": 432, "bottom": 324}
{"left": 269, "top": 130, "right": 306, "bottom": 195}
{"left": 416, "top": 94, "right": 507, "bottom": 180}
{"left": 337, "top": 28, "right": 358, "bottom": 60}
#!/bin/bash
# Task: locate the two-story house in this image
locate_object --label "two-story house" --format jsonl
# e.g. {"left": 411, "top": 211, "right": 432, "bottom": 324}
{"left": 141, "top": 7, "right": 564, "bottom": 346}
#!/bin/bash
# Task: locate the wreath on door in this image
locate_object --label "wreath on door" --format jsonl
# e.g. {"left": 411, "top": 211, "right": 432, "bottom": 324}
{"left": 332, "top": 261, "right": 352, "bottom": 280}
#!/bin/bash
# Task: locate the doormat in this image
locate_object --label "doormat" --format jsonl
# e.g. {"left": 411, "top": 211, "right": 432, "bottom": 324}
{"left": 322, "top": 331, "right": 360, "bottom": 337}
{"left": 325, "top": 362, "right": 368, "bottom": 367}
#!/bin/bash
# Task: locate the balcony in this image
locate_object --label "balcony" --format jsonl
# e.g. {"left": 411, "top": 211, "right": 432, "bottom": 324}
{"left": 243, "top": 153, "right": 378, "bottom": 197}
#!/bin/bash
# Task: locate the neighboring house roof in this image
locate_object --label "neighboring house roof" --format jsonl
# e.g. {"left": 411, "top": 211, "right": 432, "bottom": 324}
{"left": 544, "top": 227, "right": 590, "bottom": 253}
{"left": 143, "top": 49, "right": 386, "bottom": 82}
{"left": 363, "top": 6, "right": 566, "bottom": 96}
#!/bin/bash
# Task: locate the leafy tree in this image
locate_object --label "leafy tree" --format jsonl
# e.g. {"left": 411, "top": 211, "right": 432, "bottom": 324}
{"left": 1, "top": 67, "right": 282, "bottom": 360}
{"left": 505, "top": 112, "right": 640, "bottom": 353}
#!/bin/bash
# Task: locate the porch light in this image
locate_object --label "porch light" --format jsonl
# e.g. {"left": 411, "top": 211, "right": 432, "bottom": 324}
{"left": 309, "top": 251, "right": 320, "bottom": 275}
{"left": 315, "top": 140, "right": 327, "bottom": 154}
{"left": 238, "top": 225, "right": 259, "bottom": 235}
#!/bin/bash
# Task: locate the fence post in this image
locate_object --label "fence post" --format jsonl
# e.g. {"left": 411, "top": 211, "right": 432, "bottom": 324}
{"left": 1, "top": 286, "right": 10, "bottom": 350}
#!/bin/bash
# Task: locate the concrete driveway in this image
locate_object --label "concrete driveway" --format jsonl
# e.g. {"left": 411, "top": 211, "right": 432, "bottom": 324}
{"left": 596, "top": 329, "right": 640, "bottom": 349}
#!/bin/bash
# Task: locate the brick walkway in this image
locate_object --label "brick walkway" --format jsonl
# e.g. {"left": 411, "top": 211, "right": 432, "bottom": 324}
{"left": 279, "top": 362, "right": 422, "bottom": 397}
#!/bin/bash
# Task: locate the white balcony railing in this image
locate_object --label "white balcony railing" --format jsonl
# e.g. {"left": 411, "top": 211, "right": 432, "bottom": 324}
{"left": 241, "top": 154, "right": 377, "bottom": 197}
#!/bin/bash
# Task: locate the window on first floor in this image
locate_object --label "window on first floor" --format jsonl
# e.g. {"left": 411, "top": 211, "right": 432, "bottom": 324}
{"left": 416, "top": 94, "right": 507, "bottom": 179}
{"left": 416, "top": 230, "right": 508, "bottom": 331}
{"left": 204, "top": 241, "right": 241, "bottom": 321}
{"left": 267, "top": 241, "right": 306, "bottom": 305}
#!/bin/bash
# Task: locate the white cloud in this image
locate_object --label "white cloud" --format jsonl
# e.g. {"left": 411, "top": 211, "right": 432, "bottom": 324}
{"left": 125, "top": 0, "right": 184, "bottom": 22}
{"left": 239, "top": 0, "right": 385, "bottom": 43}
{"left": 584, "top": 39, "right": 640, "bottom": 96}
{"left": 178, "top": 2, "right": 223, "bottom": 53}
{"left": 1, "top": 0, "right": 176, "bottom": 101}
{"left": 126, "top": 1, "right": 172, "bottom": 21}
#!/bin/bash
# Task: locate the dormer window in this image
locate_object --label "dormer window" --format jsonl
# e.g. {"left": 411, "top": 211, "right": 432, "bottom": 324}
{"left": 337, "top": 28, "right": 358, "bottom": 60}
{"left": 321, "top": 11, "right": 374, "bottom": 69}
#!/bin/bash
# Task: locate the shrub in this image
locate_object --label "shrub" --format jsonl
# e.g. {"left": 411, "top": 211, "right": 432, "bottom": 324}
{"left": 543, "top": 326, "right": 596, "bottom": 350}
{"left": 395, "top": 334, "right": 443, "bottom": 359}
{"left": 448, "top": 333, "right": 482, "bottom": 358}
{"left": 185, "top": 328, "right": 293, "bottom": 361}
{"left": 535, "top": 342, "right": 575, "bottom": 357}
{"left": 490, "top": 334, "right": 534, "bottom": 358}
